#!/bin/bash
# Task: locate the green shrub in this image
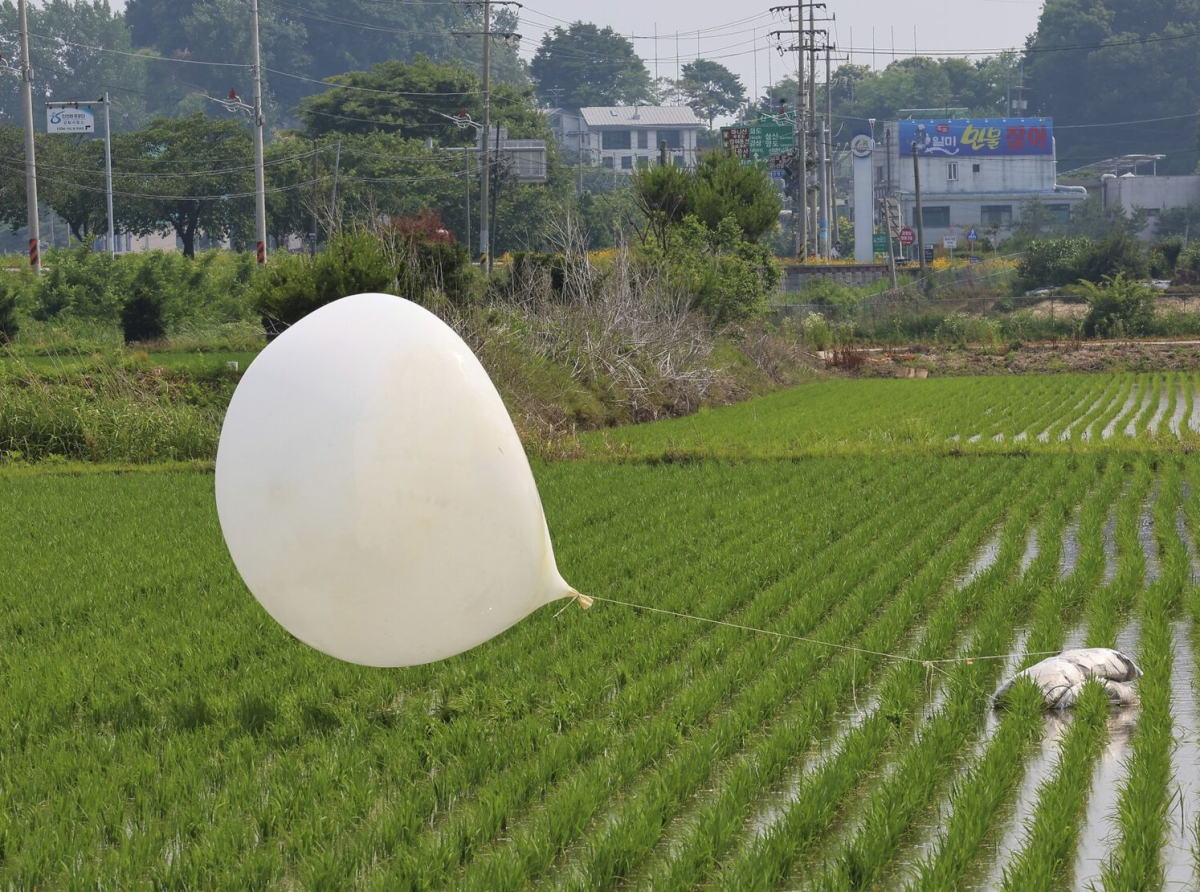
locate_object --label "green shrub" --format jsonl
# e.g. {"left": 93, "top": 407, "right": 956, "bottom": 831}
{"left": 1015, "top": 237, "right": 1091, "bottom": 291}
{"left": 1080, "top": 273, "right": 1155, "bottom": 338}
{"left": 120, "top": 265, "right": 167, "bottom": 344}
{"left": 395, "top": 237, "right": 476, "bottom": 305}
{"left": 934, "top": 311, "right": 1001, "bottom": 346}
{"left": 0, "top": 276, "right": 19, "bottom": 343}
{"left": 1075, "top": 230, "right": 1148, "bottom": 284}
{"left": 798, "top": 277, "right": 860, "bottom": 320}
{"left": 1174, "top": 242, "right": 1200, "bottom": 286}
{"left": 252, "top": 232, "right": 394, "bottom": 330}
{"left": 663, "top": 216, "right": 779, "bottom": 325}
{"left": 1152, "top": 236, "right": 1184, "bottom": 276}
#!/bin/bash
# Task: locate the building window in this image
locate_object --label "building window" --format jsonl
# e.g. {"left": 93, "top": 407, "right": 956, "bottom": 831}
{"left": 947, "top": 162, "right": 958, "bottom": 181}
{"left": 876, "top": 165, "right": 885, "bottom": 181}
{"left": 602, "top": 130, "right": 631, "bottom": 150}
{"left": 637, "top": 130, "right": 649, "bottom": 149}
{"left": 981, "top": 204, "right": 1013, "bottom": 227}
{"left": 620, "top": 155, "right": 634, "bottom": 170}
{"left": 602, "top": 156, "right": 614, "bottom": 169}
{"left": 915, "top": 206, "right": 951, "bottom": 228}
{"left": 637, "top": 155, "right": 652, "bottom": 168}
{"left": 972, "top": 163, "right": 981, "bottom": 173}
{"left": 1048, "top": 203, "right": 1071, "bottom": 224}
{"left": 659, "top": 129, "right": 682, "bottom": 149}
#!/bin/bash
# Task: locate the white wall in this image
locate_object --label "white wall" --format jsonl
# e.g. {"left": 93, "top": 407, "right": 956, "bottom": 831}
{"left": 1102, "top": 175, "right": 1200, "bottom": 214}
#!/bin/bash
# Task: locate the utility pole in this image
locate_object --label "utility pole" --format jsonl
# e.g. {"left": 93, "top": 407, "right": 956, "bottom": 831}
{"left": 825, "top": 46, "right": 834, "bottom": 256}
{"left": 18, "top": 0, "right": 40, "bottom": 272}
{"left": 817, "top": 121, "right": 828, "bottom": 258}
{"left": 479, "top": 0, "right": 491, "bottom": 270}
{"left": 250, "top": 0, "right": 266, "bottom": 265}
{"left": 310, "top": 139, "right": 318, "bottom": 255}
{"left": 453, "top": 1, "right": 520, "bottom": 272}
{"left": 102, "top": 93, "right": 113, "bottom": 257}
{"left": 912, "top": 141, "right": 926, "bottom": 274}
{"left": 807, "top": 1, "right": 818, "bottom": 258}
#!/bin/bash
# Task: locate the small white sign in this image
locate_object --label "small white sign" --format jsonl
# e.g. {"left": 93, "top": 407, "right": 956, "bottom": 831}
{"left": 943, "top": 235, "right": 958, "bottom": 250}
{"left": 47, "top": 107, "right": 94, "bottom": 133}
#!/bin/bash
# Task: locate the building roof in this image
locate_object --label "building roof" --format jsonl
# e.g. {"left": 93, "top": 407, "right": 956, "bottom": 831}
{"left": 579, "top": 106, "right": 703, "bottom": 128}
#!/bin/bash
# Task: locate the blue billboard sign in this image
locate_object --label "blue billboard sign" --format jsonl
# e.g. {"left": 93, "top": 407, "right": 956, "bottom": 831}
{"left": 898, "top": 118, "right": 1053, "bottom": 157}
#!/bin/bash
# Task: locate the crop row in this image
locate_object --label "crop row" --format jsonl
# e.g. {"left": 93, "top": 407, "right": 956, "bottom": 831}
{"left": 583, "top": 373, "right": 1200, "bottom": 458}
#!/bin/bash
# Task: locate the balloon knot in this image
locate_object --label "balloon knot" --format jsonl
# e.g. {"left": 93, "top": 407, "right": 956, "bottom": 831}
{"left": 575, "top": 593, "right": 594, "bottom": 610}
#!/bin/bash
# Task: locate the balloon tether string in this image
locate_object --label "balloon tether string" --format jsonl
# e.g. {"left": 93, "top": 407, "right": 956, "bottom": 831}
{"left": 564, "top": 593, "right": 1061, "bottom": 669}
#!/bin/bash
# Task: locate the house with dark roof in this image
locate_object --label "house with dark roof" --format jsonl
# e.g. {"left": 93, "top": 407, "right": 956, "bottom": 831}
{"left": 546, "top": 106, "right": 705, "bottom": 173}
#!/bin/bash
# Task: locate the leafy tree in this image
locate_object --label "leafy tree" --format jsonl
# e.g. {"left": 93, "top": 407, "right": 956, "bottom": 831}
{"left": 123, "top": 0, "right": 526, "bottom": 121}
{"left": 530, "top": 22, "right": 652, "bottom": 108}
{"left": 113, "top": 114, "right": 253, "bottom": 257}
{"left": 1026, "top": 0, "right": 1200, "bottom": 171}
{"left": 689, "top": 151, "right": 782, "bottom": 242}
{"left": 0, "top": 0, "right": 149, "bottom": 130}
{"left": 631, "top": 163, "right": 692, "bottom": 251}
{"left": 296, "top": 57, "right": 545, "bottom": 142}
{"left": 0, "top": 125, "right": 108, "bottom": 242}
{"left": 674, "top": 59, "right": 746, "bottom": 128}
{"left": 36, "top": 134, "right": 109, "bottom": 243}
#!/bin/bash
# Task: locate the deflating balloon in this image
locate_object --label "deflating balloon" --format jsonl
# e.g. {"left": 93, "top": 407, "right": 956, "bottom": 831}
{"left": 215, "top": 293, "right": 576, "bottom": 667}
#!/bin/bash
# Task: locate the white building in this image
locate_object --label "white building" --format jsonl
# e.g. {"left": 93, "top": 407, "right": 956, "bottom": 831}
{"left": 546, "top": 106, "right": 704, "bottom": 173}
{"left": 1100, "top": 173, "right": 1200, "bottom": 238}
{"left": 872, "top": 117, "right": 1087, "bottom": 248}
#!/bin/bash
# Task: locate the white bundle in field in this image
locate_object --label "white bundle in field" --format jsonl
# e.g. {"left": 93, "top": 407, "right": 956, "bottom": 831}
{"left": 992, "top": 648, "right": 1142, "bottom": 709}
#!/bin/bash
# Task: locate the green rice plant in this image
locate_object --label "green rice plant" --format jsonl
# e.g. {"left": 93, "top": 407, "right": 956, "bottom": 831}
{"left": 1100, "top": 458, "right": 1185, "bottom": 890}
{"left": 621, "top": 461, "right": 1044, "bottom": 891}
{"left": 703, "top": 462, "right": 1062, "bottom": 892}
{"left": 787, "top": 461, "right": 1094, "bottom": 891}
{"left": 454, "top": 462, "right": 1008, "bottom": 889}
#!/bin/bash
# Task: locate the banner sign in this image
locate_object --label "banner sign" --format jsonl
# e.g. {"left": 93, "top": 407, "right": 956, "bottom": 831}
{"left": 898, "top": 118, "right": 1053, "bottom": 157}
{"left": 46, "top": 107, "right": 95, "bottom": 134}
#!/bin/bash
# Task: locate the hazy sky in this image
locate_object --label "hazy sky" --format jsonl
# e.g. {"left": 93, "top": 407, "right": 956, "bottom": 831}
{"left": 517, "top": 1, "right": 1046, "bottom": 96}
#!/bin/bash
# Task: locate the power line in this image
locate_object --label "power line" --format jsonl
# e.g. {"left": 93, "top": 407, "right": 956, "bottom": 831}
{"left": 26, "top": 32, "right": 250, "bottom": 68}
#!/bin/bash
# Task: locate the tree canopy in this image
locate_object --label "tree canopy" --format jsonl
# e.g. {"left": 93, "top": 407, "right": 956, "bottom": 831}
{"left": 113, "top": 114, "right": 254, "bottom": 257}
{"left": 674, "top": 60, "right": 746, "bottom": 128}
{"left": 295, "top": 57, "right": 546, "bottom": 143}
{"left": 530, "top": 22, "right": 653, "bottom": 108}
{"left": 1026, "top": 0, "right": 1200, "bottom": 172}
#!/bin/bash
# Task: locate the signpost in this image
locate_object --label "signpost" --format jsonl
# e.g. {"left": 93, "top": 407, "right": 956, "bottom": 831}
{"left": 46, "top": 96, "right": 113, "bottom": 257}
{"left": 966, "top": 227, "right": 979, "bottom": 243}
{"left": 898, "top": 227, "right": 915, "bottom": 247}
{"left": 943, "top": 236, "right": 957, "bottom": 250}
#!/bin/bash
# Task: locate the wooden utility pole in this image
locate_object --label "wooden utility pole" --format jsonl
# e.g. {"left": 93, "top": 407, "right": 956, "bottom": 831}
{"left": 912, "top": 141, "right": 926, "bottom": 274}
{"left": 17, "top": 0, "right": 40, "bottom": 272}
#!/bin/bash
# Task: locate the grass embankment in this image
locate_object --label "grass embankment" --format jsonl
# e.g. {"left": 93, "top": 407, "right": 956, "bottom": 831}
{"left": 0, "top": 325, "right": 813, "bottom": 464}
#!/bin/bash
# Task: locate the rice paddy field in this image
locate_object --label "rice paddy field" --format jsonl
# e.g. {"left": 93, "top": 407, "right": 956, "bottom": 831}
{"left": 4, "top": 371, "right": 1200, "bottom": 889}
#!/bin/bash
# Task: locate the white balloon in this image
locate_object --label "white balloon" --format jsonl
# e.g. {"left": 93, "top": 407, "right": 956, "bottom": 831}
{"left": 215, "top": 293, "right": 575, "bottom": 667}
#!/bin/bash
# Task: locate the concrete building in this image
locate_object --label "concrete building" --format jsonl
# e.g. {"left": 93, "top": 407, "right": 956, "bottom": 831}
{"left": 872, "top": 117, "right": 1087, "bottom": 249}
{"left": 1100, "top": 173, "right": 1200, "bottom": 238}
{"left": 546, "top": 106, "right": 704, "bottom": 172}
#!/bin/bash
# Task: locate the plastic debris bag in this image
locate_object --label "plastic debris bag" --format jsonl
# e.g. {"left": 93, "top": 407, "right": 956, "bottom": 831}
{"left": 992, "top": 648, "right": 1141, "bottom": 709}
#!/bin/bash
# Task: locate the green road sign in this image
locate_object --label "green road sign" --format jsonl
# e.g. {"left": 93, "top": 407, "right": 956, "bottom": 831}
{"left": 872, "top": 233, "right": 889, "bottom": 254}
